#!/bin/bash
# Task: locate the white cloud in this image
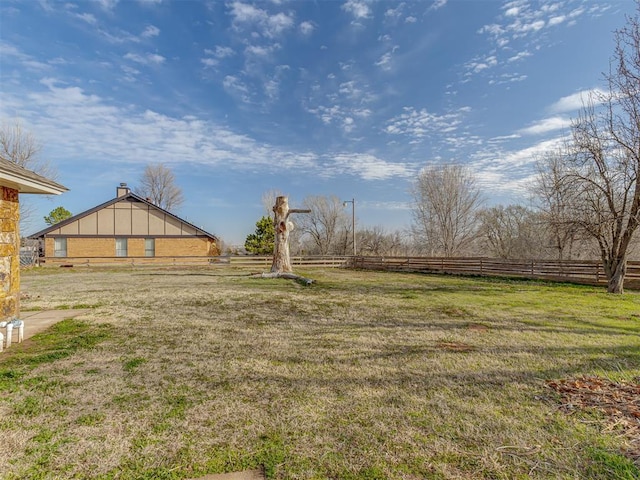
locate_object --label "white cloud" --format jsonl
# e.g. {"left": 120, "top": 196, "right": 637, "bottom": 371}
{"left": 306, "top": 101, "right": 371, "bottom": 131}
{"left": 299, "top": 21, "right": 314, "bottom": 35}
{"left": 229, "top": 1, "right": 294, "bottom": 38}
{"left": 541, "top": 3, "right": 561, "bottom": 14}
{"left": 201, "top": 58, "right": 219, "bottom": 68}
{"left": 120, "top": 64, "right": 141, "bottom": 81}
{"left": 490, "top": 137, "right": 566, "bottom": 169}
{"left": 75, "top": 13, "right": 97, "bottom": 25}
{"left": 375, "top": 52, "right": 393, "bottom": 71}
{"left": 548, "top": 15, "right": 565, "bottom": 26}
{"left": 201, "top": 46, "right": 235, "bottom": 68}
{"left": 0, "top": 42, "right": 50, "bottom": 71}
{"left": 520, "top": 19, "right": 545, "bottom": 32}
{"left": 0, "top": 43, "right": 22, "bottom": 58}
{"left": 2, "top": 80, "right": 419, "bottom": 184}
{"left": 479, "top": 23, "right": 504, "bottom": 36}
{"left": 469, "top": 136, "right": 568, "bottom": 197}
{"left": 505, "top": 6, "right": 520, "bottom": 17}
{"left": 229, "top": 2, "right": 265, "bottom": 23}
{"left": 385, "top": 106, "right": 468, "bottom": 141}
{"left": 341, "top": 0, "right": 371, "bottom": 20}
{"left": 222, "top": 75, "right": 252, "bottom": 103}
{"left": 262, "top": 64, "right": 290, "bottom": 101}
{"left": 99, "top": 28, "right": 140, "bottom": 44}
{"left": 517, "top": 116, "right": 571, "bottom": 135}
{"left": 490, "top": 72, "right": 527, "bottom": 85}
{"left": 309, "top": 105, "right": 341, "bottom": 125}
{"left": 2, "top": 79, "right": 323, "bottom": 174}
{"left": 430, "top": 0, "right": 448, "bottom": 11}
{"left": 466, "top": 55, "right": 498, "bottom": 74}
{"left": 268, "top": 12, "right": 295, "bottom": 36}
{"left": 215, "top": 46, "right": 235, "bottom": 58}
{"left": 353, "top": 108, "right": 372, "bottom": 118}
{"left": 363, "top": 200, "right": 412, "bottom": 211}
{"left": 479, "top": 1, "right": 589, "bottom": 51}
{"left": 569, "top": 7, "right": 585, "bottom": 18}
{"left": 96, "top": 0, "right": 119, "bottom": 10}
{"left": 547, "top": 88, "right": 606, "bottom": 113}
{"left": 141, "top": 25, "right": 160, "bottom": 38}
{"left": 123, "top": 52, "right": 165, "bottom": 65}
{"left": 507, "top": 50, "right": 531, "bottom": 62}
{"left": 405, "top": 16, "right": 417, "bottom": 23}
{"left": 343, "top": 117, "right": 355, "bottom": 133}
{"left": 329, "top": 153, "right": 414, "bottom": 180}
{"left": 222, "top": 75, "right": 248, "bottom": 92}
{"left": 384, "top": 3, "right": 404, "bottom": 19}
{"left": 245, "top": 44, "right": 279, "bottom": 57}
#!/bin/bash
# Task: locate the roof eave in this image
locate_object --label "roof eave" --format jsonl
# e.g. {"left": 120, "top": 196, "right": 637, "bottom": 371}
{"left": 0, "top": 172, "right": 68, "bottom": 195}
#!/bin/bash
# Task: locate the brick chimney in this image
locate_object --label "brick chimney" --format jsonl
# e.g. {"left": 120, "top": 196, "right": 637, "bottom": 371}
{"left": 116, "top": 183, "right": 130, "bottom": 197}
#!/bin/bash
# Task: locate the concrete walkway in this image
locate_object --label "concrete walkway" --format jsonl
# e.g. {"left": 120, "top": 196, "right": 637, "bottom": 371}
{"left": 18, "top": 309, "right": 92, "bottom": 341}
{"left": 188, "top": 469, "right": 265, "bottom": 480}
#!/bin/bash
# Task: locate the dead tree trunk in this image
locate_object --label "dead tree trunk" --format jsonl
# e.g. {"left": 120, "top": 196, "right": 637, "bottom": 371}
{"left": 271, "top": 196, "right": 294, "bottom": 273}
{"left": 254, "top": 196, "right": 313, "bottom": 284}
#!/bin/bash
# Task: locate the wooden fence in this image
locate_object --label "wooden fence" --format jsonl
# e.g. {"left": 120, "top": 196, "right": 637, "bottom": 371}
{"left": 35, "top": 254, "right": 640, "bottom": 288}
{"left": 38, "top": 255, "right": 350, "bottom": 269}
{"left": 351, "top": 256, "right": 640, "bottom": 288}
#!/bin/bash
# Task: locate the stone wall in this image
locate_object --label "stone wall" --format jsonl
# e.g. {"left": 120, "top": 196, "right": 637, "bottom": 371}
{"left": 0, "top": 186, "right": 19, "bottom": 321}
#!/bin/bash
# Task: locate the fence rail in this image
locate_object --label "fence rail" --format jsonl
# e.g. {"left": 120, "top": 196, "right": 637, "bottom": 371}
{"left": 33, "top": 254, "right": 640, "bottom": 288}
{"left": 37, "top": 255, "right": 351, "bottom": 268}
{"left": 351, "top": 256, "right": 640, "bottom": 288}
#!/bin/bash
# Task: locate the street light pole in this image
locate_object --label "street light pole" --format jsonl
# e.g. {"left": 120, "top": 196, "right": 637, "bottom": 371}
{"left": 343, "top": 198, "right": 356, "bottom": 256}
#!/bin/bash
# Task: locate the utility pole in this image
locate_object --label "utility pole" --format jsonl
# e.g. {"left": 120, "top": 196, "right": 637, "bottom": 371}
{"left": 343, "top": 198, "right": 356, "bottom": 256}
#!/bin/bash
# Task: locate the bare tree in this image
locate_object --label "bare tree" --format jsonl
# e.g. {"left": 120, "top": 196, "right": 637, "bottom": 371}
{"left": 0, "top": 120, "right": 57, "bottom": 231}
{"left": 477, "top": 205, "right": 546, "bottom": 259}
{"left": 358, "top": 226, "right": 410, "bottom": 256}
{"left": 261, "top": 189, "right": 285, "bottom": 218}
{"left": 540, "top": 7, "right": 640, "bottom": 293}
{"left": 0, "top": 121, "right": 53, "bottom": 175}
{"left": 296, "top": 195, "right": 351, "bottom": 255}
{"left": 137, "top": 163, "right": 184, "bottom": 212}
{"left": 411, "top": 164, "right": 483, "bottom": 257}
{"left": 533, "top": 150, "right": 581, "bottom": 261}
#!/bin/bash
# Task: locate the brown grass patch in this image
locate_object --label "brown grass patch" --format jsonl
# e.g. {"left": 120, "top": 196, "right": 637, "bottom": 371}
{"left": 436, "top": 341, "right": 476, "bottom": 352}
{"left": 547, "top": 376, "right": 640, "bottom": 465}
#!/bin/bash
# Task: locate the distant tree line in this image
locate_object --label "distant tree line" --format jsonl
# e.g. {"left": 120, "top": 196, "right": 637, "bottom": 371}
{"left": 245, "top": 164, "right": 602, "bottom": 261}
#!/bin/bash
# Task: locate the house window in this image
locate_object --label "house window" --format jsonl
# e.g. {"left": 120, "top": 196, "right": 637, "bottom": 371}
{"left": 54, "top": 238, "right": 67, "bottom": 257}
{"left": 115, "top": 238, "right": 128, "bottom": 257}
{"left": 145, "top": 238, "right": 155, "bottom": 257}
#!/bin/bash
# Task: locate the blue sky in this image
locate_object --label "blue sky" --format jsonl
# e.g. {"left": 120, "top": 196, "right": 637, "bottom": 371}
{"left": 0, "top": 0, "right": 635, "bottom": 245}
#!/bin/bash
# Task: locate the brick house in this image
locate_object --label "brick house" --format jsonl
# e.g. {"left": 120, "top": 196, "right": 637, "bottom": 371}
{"left": 29, "top": 184, "right": 219, "bottom": 260}
{"left": 0, "top": 157, "right": 67, "bottom": 322}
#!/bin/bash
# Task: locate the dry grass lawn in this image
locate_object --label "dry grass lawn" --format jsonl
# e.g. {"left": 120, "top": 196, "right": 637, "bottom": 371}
{"left": 1, "top": 267, "right": 639, "bottom": 479}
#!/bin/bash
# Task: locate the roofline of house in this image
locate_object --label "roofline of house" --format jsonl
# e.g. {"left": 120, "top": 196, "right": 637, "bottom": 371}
{"left": 28, "top": 191, "right": 218, "bottom": 241}
{"left": 0, "top": 157, "right": 68, "bottom": 195}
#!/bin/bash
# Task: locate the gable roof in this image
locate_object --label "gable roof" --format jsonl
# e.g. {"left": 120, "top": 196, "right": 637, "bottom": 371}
{"left": 0, "top": 156, "right": 68, "bottom": 195}
{"left": 28, "top": 190, "right": 218, "bottom": 241}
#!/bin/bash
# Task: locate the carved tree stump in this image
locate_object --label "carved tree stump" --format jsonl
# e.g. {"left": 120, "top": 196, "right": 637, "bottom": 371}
{"left": 254, "top": 195, "right": 313, "bottom": 285}
{"left": 271, "top": 196, "right": 294, "bottom": 273}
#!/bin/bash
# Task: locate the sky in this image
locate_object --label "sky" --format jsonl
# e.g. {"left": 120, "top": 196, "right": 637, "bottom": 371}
{"left": 0, "top": 0, "right": 636, "bottom": 246}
